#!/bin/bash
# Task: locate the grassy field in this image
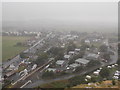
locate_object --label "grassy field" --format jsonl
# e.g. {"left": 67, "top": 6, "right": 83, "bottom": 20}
{"left": 2, "top": 36, "right": 31, "bottom": 61}
{"left": 72, "top": 80, "right": 119, "bottom": 88}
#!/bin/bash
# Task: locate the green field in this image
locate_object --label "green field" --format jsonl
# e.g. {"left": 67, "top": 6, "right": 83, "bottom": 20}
{"left": 2, "top": 36, "right": 31, "bottom": 61}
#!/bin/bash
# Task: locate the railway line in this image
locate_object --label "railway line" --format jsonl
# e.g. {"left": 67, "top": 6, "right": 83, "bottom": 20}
{"left": 11, "top": 58, "right": 54, "bottom": 88}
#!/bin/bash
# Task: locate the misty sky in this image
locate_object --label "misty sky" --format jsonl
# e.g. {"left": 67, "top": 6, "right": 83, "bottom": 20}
{"left": 2, "top": 2, "right": 118, "bottom": 32}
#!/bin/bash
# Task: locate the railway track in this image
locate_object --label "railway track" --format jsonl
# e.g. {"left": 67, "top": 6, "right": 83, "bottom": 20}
{"left": 12, "top": 58, "right": 54, "bottom": 88}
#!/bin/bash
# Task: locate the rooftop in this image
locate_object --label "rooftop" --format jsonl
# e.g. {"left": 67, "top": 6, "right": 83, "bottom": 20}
{"left": 75, "top": 58, "right": 89, "bottom": 65}
{"left": 56, "top": 60, "right": 65, "bottom": 65}
{"left": 47, "top": 68, "right": 56, "bottom": 72}
{"left": 69, "top": 51, "right": 75, "bottom": 54}
{"left": 64, "top": 55, "right": 70, "bottom": 59}
{"left": 69, "top": 63, "right": 80, "bottom": 68}
{"left": 75, "top": 48, "right": 80, "bottom": 51}
{"left": 87, "top": 53, "right": 99, "bottom": 58}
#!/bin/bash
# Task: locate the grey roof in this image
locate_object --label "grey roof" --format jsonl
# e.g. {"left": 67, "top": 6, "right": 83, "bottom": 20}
{"left": 69, "top": 63, "right": 80, "bottom": 68}
{"left": 75, "top": 48, "right": 80, "bottom": 51}
{"left": 75, "top": 58, "right": 89, "bottom": 64}
{"left": 47, "top": 68, "right": 56, "bottom": 72}
{"left": 56, "top": 60, "right": 65, "bottom": 65}
{"left": 64, "top": 55, "right": 70, "bottom": 59}
{"left": 87, "top": 53, "right": 99, "bottom": 58}
{"left": 69, "top": 51, "right": 75, "bottom": 54}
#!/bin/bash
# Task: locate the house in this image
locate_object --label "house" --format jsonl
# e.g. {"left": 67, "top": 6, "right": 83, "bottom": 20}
{"left": 75, "top": 48, "right": 80, "bottom": 52}
{"left": 85, "top": 39, "right": 90, "bottom": 44}
{"left": 114, "top": 71, "right": 120, "bottom": 76}
{"left": 75, "top": 58, "right": 89, "bottom": 66}
{"left": 56, "top": 60, "right": 65, "bottom": 67}
{"left": 113, "top": 76, "right": 119, "bottom": 79}
{"left": 86, "top": 53, "right": 99, "bottom": 60}
{"left": 47, "top": 68, "right": 56, "bottom": 72}
{"left": 93, "top": 71, "right": 99, "bottom": 75}
{"left": 61, "top": 45, "right": 65, "bottom": 48}
{"left": 5, "top": 70, "right": 16, "bottom": 77}
{"left": 68, "top": 51, "right": 75, "bottom": 56}
{"left": 107, "top": 66, "right": 112, "bottom": 68}
{"left": 86, "top": 75, "right": 91, "bottom": 79}
{"left": 31, "top": 64, "right": 37, "bottom": 70}
{"left": 64, "top": 55, "right": 71, "bottom": 60}
{"left": 69, "top": 63, "right": 80, "bottom": 69}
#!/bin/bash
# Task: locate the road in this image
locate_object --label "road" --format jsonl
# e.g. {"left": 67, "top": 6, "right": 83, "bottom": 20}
{"left": 11, "top": 58, "right": 54, "bottom": 88}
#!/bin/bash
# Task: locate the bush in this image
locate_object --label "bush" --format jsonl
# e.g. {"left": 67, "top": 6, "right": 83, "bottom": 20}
{"left": 99, "top": 67, "right": 111, "bottom": 79}
{"left": 68, "top": 75, "right": 86, "bottom": 87}
{"left": 87, "top": 60, "right": 101, "bottom": 68}
{"left": 112, "top": 79, "right": 116, "bottom": 85}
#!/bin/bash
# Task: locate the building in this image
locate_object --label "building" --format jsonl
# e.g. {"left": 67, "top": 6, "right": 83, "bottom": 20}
{"left": 69, "top": 63, "right": 80, "bottom": 69}
{"left": 75, "top": 58, "right": 90, "bottom": 66}
{"left": 5, "top": 70, "right": 16, "bottom": 77}
{"left": 85, "top": 39, "right": 90, "bottom": 44}
{"left": 47, "top": 68, "right": 56, "bottom": 72}
{"left": 7, "top": 64, "right": 15, "bottom": 71}
{"left": 68, "top": 51, "right": 75, "bottom": 56}
{"left": 64, "top": 55, "right": 71, "bottom": 60}
{"left": 86, "top": 53, "right": 99, "bottom": 60}
{"left": 93, "top": 71, "right": 99, "bottom": 75}
{"left": 75, "top": 48, "right": 80, "bottom": 54}
{"left": 75, "top": 48, "right": 80, "bottom": 52}
{"left": 86, "top": 75, "right": 91, "bottom": 79}
{"left": 56, "top": 60, "right": 65, "bottom": 67}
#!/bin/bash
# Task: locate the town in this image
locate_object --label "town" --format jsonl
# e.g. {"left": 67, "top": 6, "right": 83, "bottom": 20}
{"left": 1, "top": 30, "right": 119, "bottom": 88}
{"left": 1, "top": 1, "right": 119, "bottom": 89}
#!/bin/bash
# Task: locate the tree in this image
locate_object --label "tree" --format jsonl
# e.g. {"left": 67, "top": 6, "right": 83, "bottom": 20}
{"left": 20, "top": 52, "right": 28, "bottom": 58}
{"left": 87, "top": 60, "right": 101, "bottom": 67}
{"left": 99, "top": 67, "right": 111, "bottom": 78}
{"left": 16, "top": 42, "right": 22, "bottom": 46}
{"left": 117, "top": 59, "right": 120, "bottom": 70}
{"left": 112, "top": 79, "right": 116, "bottom": 85}
{"left": 35, "top": 52, "right": 48, "bottom": 65}
{"left": 102, "top": 53, "right": 111, "bottom": 61}
{"left": 68, "top": 75, "right": 86, "bottom": 87}
{"left": 75, "top": 66, "right": 84, "bottom": 73}
{"left": 66, "top": 42, "right": 76, "bottom": 53}
{"left": 80, "top": 44, "right": 90, "bottom": 51}
{"left": 99, "top": 45, "right": 108, "bottom": 52}
{"left": 42, "top": 71, "right": 55, "bottom": 79}
{"left": 47, "top": 47, "right": 64, "bottom": 57}
{"left": 74, "top": 51, "right": 85, "bottom": 59}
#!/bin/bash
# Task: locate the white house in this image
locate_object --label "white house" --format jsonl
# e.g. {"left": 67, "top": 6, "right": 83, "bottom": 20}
{"left": 69, "top": 63, "right": 80, "bottom": 69}
{"left": 75, "top": 48, "right": 80, "bottom": 53}
{"left": 47, "top": 68, "right": 56, "bottom": 72}
{"left": 64, "top": 55, "right": 71, "bottom": 60}
{"left": 68, "top": 51, "right": 75, "bottom": 56}
{"left": 86, "top": 75, "right": 91, "bottom": 79}
{"left": 56, "top": 60, "right": 65, "bottom": 67}
{"left": 85, "top": 39, "right": 90, "bottom": 44}
{"left": 31, "top": 64, "right": 37, "bottom": 70}
{"left": 93, "top": 71, "right": 99, "bottom": 75}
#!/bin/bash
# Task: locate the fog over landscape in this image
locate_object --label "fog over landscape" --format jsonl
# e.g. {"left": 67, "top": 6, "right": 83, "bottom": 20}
{"left": 1, "top": 2, "right": 119, "bottom": 89}
{"left": 2, "top": 2, "right": 118, "bottom": 32}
